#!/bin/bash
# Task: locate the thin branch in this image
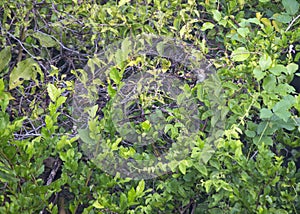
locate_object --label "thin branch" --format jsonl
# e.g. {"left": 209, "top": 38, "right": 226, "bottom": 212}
{"left": 286, "top": 14, "right": 300, "bottom": 32}
{"left": 46, "top": 159, "right": 62, "bottom": 185}
{"left": 6, "top": 31, "right": 37, "bottom": 59}
{"left": 35, "top": 30, "right": 90, "bottom": 56}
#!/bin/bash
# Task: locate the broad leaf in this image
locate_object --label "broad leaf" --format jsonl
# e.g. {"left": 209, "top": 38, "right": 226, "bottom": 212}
{"left": 259, "top": 53, "right": 272, "bottom": 70}
{"left": 109, "top": 67, "right": 121, "bottom": 84}
{"left": 9, "top": 58, "right": 43, "bottom": 90}
{"left": 47, "top": 84, "right": 60, "bottom": 102}
{"left": 212, "top": 10, "right": 222, "bottom": 22}
{"left": 253, "top": 66, "right": 265, "bottom": 81}
{"left": 0, "top": 47, "right": 11, "bottom": 73}
{"left": 231, "top": 47, "right": 250, "bottom": 62}
{"left": 282, "top": 0, "right": 299, "bottom": 15}
{"left": 201, "top": 22, "right": 215, "bottom": 31}
{"left": 260, "top": 108, "right": 273, "bottom": 119}
{"left": 269, "top": 64, "right": 287, "bottom": 76}
{"left": 32, "top": 32, "right": 57, "bottom": 48}
{"left": 272, "top": 95, "right": 295, "bottom": 122}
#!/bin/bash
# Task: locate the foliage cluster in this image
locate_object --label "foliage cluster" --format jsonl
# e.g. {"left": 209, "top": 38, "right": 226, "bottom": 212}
{"left": 0, "top": 0, "right": 300, "bottom": 213}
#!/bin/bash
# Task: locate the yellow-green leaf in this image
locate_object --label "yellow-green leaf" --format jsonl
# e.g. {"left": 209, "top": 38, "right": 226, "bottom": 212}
{"left": 118, "top": 0, "right": 130, "bottom": 7}
{"left": 109, "top": 67, "right": 121, "bottom": 84}
{"left": 92, "top": 200, "right": 104, "bottom": 209}
{"left": 212, "top": 10, "right": 222, "bottom": 22}
{"left": 231, "top": 47, "right": 250, "bottom": 62}
{"left": 47, "top": 84, "right": 62, "bottom": 102}
{"left": 141, "top": 120, "right": 151, "bottom": 131}
{"left": 9, "top": 58, "right": 43, "bottom": 90}
{"left": 201, "top": 22, "right": 215, "bottom": 31}
{"left": 136, "top": 179, "right": 145, "bottom": 196}
{"left": 0, "top": 47, "right": 11, "bottom": 73}
{"left": 179, "top": 160, "right": 187, "bottom": 175}
{"left": 32, "top": 32, "right": 57, "bottom": 48}
{"left": 259, "top": 53, "right": 272, "bottom": 70}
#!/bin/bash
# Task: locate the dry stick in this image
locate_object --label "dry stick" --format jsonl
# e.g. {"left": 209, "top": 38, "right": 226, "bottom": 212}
{"left": 46, "top": 159, "right": 62, "bottom": 185}
{"left": 35, "top": 30, "right": 90, "bottom": 56}
{"left": 286, "top": 14, "right": 300, "bottom": 32}
{"left": 6, "top": 31, "right": 37, "bottom": 60}
{"left": 40, "top": 159, "right": 62, "bottom": 214}
{"left": 16, "top": 12, "right": 29, "bottom": 63}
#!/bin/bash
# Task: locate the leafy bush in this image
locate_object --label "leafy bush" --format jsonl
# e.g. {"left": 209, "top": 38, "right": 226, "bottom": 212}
{"left": 0, "top": 0, "right": 300, "bottom": 213}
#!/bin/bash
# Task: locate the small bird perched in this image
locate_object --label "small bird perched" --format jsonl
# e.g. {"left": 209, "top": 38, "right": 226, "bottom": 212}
{"left": 195, "top": 68, "right": 206, "bottom": 83}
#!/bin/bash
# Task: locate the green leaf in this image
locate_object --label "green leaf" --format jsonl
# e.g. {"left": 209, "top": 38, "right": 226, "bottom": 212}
{"left": 47, "top": 84, "right": 60, "bottom": 102}
{"left": 259, "top": 54, "right": 272, "bottom": 70}
{"left": 45, "top": 115, "right": 53, "bottom": 129}
{"left": 115, "top": 49, "right": 124, "bottom": 65}
{"left": 286, "top": 63, "right": 299, "bottom": 75}
{"left": 272, "top": 13, "right": 292, "bottom": 23}
{"left": 32, "top": 32, "right": 57, "bottom": 48}
{"left": 109, "top": 67, "right": 121, "bottom": 84}
{"left": 282, "top": 0, "right": 299, "bottom": 15}
{"left": 269, "top": 64, "right": 287, "bottom": 76}
{"left": 164, "top": 124, "right": 173, "bottom": 134}
{"left": 0, "top": 47, "right": 11, "bottom": 73}
{"left": 78, "top": 129, "right": 95, "bottom": 144}
{"left": 141, "top": 120, "right": 151, "bottom": 131}
{"left": 92, "top": 200, "right": 104, "bottom": 209}
{"left": 253, "top": 66, "right": 265, "bottom": 81}
{"left": 56, "top": 96, "right": 67, "bottom": 108}
{"left": 294, "top": 94, "right": 300, "bottom": 112}
{"left": 201, "top": 22, "right": 215, "bottom": 31}
{"left": 118, "top": 0, "right": 130, "bottom": 7}
{"left": 156, "top": 41, "right": 165, "bottom": 56}
{"left": 201, "top": 144, "right": 215, "bottom": 163}
{"left": 260, "top": 108, "right": 273, "bottom": 119}
{"left": 0, "top": 165, "right": 18, "bottom": 183}
{"left": 120, "top": 192, "right": 128, "bottom": 210}
{"left": 262, "top": 75, "right": 276, "bottom": 91}
{"left": 219, "top": 180, "right": 233, "bottom": 192}
{"left": 89, "top": 105, "right": 98, "bottom": 118}
{"left": 231, "top": 47, "right": 250, "bottom": 62}
{"left": 245, "top": 130, "right": 256, "bottom": 137}
{"left": 272, "top": 95, "right": 295, "bottom": 122}
{"left": 56, "top": 135, "right": 71, "bottom": 150}
{"left": 173, "top": 17, "right": 182, "bottom": 30}
{"left": 179, "top": 161, "right": 187, "bottom": 175}
{"left": 212, "top": 10, "right": 222, "bottom": 22}
{"left": 204, "top": 180, "right": 213, "bottom": 193}
{"left": 0, "top": 79, "right": 4, "bottom": 93}
{"left": 254, "top": 135, "right": 273, "bottom": 146}
{"left": 0, "top": 111, "right": 9, "bottom": 130}
{"left": 9, "top": 58, "right": 43, "bottom": 90}
{"left": 194, "top": 164, "right": 208, "bottom": 176}
{"left": 114, "top": 38, "right": 132, "bottom": 65}
{"left": 107, "top": 84, "right": 116, "bottom": 97}
{"left": 127, "top": 187, "right": 136, "bottom": 204}
{"left": 168, "top": 160, "right": 179, "bottom": 172}
{"left": 136, "top": 179, "right": 145, "bottom": 197}
{"left": 111, "top": 138, "right": 122, "bottom": 151}
{"left": 121, "top": 37, "right": 132, "bottom": 60}
{"left": 237, "top": 27, "right": 250, "bottom": 38}
{"left": 0, "top": 80, "right": 10, "bottom": 112}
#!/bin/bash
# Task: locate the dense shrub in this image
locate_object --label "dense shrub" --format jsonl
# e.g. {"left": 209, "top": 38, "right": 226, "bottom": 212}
{"left": 0, "top": 0, "right": 299, "bottom": 213}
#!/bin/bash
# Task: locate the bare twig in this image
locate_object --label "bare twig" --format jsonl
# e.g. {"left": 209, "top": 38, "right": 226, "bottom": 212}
{"left": 286, "top": 14, "right": 300, "bottom": 32}
{"left": 35, "top": 30, "right": 90, "bottom": 56}
{"left": 46, "top": 159, "right": 62, "bottom": 185}
{"left": 6, "top": 31, "right": 37, "bottom": 59}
